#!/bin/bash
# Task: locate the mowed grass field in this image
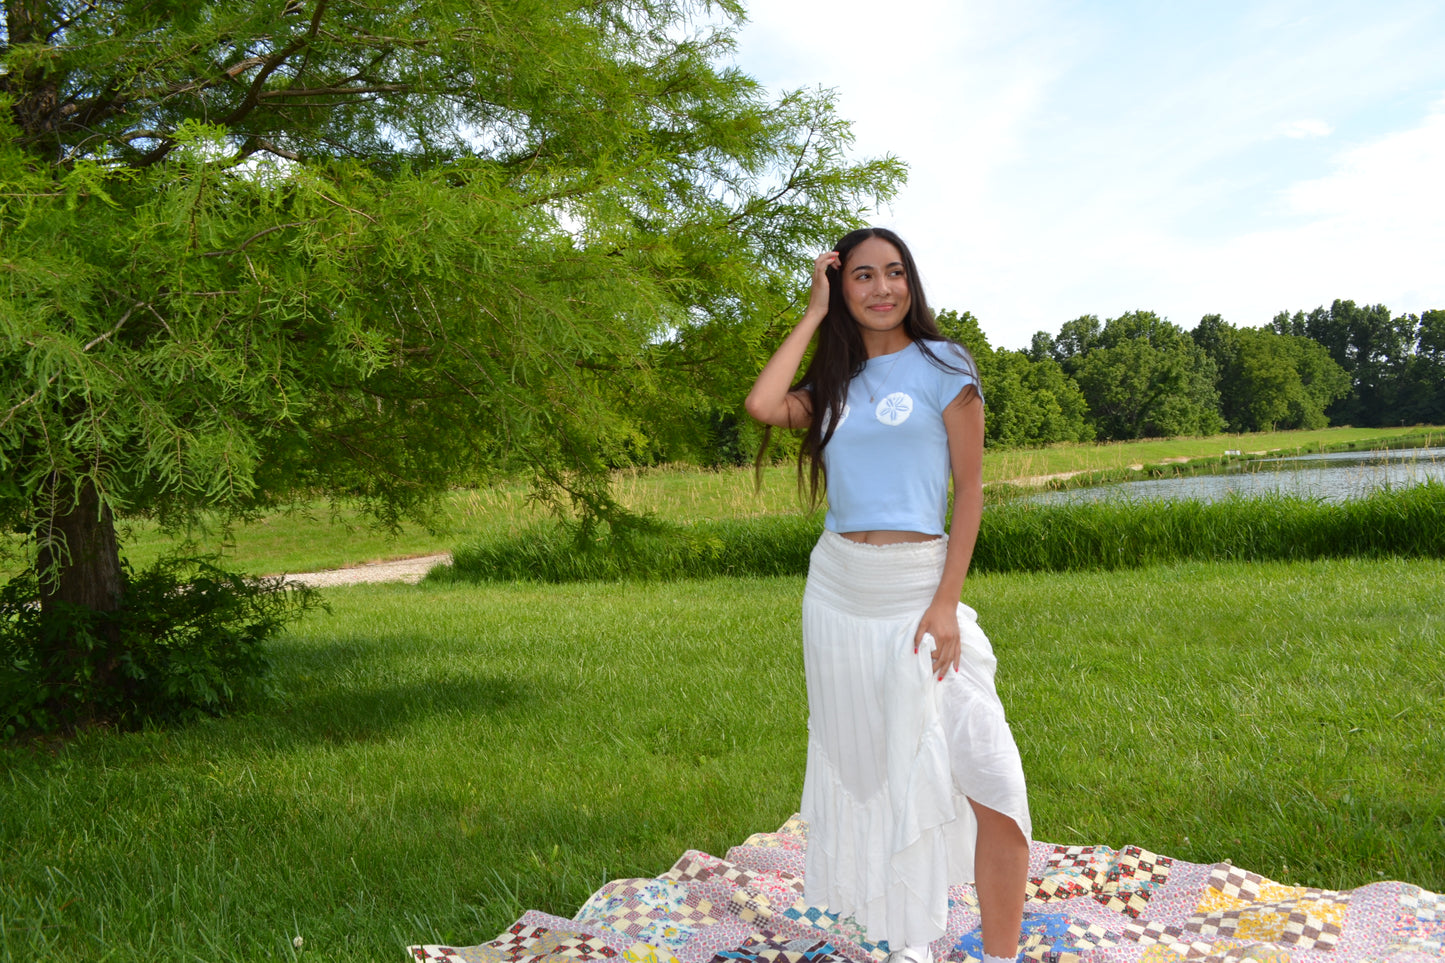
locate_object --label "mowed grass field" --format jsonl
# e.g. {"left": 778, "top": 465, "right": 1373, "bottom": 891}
{"left": 1, "top": 558, "right": 1442, "bottom": 962}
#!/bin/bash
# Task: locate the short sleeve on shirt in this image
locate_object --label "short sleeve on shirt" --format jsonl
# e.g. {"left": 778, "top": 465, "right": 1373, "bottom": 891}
{"left": 928, "top": 341, "right": 984, "bottom": 410}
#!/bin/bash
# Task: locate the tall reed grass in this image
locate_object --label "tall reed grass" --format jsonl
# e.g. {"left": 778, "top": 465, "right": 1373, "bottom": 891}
{"left": 437, "top": 513, "right": 823, "bottom": 583}
{"left": 436, "top": 481, "right": 1445, "bottom": 583}
{"left": 975, "top": 480, "right": 1445, "bottom": 571}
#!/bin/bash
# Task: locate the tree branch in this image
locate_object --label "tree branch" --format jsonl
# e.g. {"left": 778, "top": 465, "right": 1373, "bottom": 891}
{"left": 224, "top": 55, "right": 270, "bottom": 79}
{"left": 199, "top": 220, "right": 318, "bottom": 258}
{"left": 82, "top": 302, "right": 140, "bottom": 352}
{"left": 219, "top": 0, "right": 330, "bottom": 128}
{"left": 258, "top": 83, "right": 411, "bottom": 99}
{"left": 240, "top": 136, "right": 302, "bottom": 161}
{"left": 46, "top": 0, "right": 101, "bottom": 41}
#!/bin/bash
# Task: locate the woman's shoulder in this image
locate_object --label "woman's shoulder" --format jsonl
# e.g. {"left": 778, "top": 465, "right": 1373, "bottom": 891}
{"left": 915, "top": 337, "right": 978, "bottom": 373}
{"left": 912, "top": 337, "right": 983, "bottom": 407}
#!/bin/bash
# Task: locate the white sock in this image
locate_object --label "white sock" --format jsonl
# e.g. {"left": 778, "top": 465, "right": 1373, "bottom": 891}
{"left": 982, "top": 953, "right": 1016, "bottom": 963}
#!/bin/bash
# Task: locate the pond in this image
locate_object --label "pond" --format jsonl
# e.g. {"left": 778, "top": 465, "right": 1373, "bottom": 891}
{"left": 1025, "top": 446, "right": 1445, "bottom": 505}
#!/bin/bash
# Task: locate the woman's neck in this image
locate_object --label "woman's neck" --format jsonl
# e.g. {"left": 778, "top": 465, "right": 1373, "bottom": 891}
{"left": 861, "top": 328, "right": 912, "bottom": 359}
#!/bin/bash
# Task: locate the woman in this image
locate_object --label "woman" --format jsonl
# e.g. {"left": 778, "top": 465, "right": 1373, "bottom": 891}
{"left": 744, "top": 228, "right": 1031, "bottom": 963}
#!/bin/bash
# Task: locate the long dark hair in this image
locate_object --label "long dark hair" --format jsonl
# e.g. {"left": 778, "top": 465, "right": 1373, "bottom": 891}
{"left": 756, "top": 227, "right": 980, "bottom": 506}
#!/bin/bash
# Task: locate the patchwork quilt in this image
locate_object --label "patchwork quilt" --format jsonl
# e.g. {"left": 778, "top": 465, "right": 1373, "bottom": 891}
{"left": 409, "top": 816, "right": 1443, "bottom": 963}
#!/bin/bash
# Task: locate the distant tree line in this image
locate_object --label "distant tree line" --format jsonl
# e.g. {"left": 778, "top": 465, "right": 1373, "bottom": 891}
{"left": 932, "top": 301, "right": 1445, "bottom": 447}
{"left": 1264, "top": 302, "right": 1445, "bottom": 428}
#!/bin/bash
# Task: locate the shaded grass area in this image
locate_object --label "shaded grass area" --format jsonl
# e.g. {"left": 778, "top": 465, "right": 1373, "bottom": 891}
{"left": 6, "top": 426, "right": 1432, "bottom": 580}
{"left": 439, "top": 483, "right": 1445, "bottom": 583}
{"left": 1, "top": 579, "right": 808, "bottom": 962}
{"left": 1, "top": 559, "right": 1442, "bottom": 961}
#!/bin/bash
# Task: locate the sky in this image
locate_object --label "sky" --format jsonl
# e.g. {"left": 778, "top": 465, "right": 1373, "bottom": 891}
{"left": 720, "top": 0, "right": 1445, "bottom": 350}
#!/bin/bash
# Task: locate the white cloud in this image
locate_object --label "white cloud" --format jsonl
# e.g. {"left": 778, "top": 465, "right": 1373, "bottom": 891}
{"left": 725, "top": 1, "right": 1445, "bottom": 348}
{"left": 1279, "top": 119, "right": 1334, "bottom": 139}
{"left": 1284, "top": 97, "right": 1445, "bottom": 220}
{"left": 1064, "top": 93, "right": 1445, "bottom": 331}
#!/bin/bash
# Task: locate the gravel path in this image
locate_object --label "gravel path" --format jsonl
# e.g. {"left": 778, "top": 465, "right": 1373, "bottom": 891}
{"left": 282, "top": 553, "right": 452, "bottom": 588}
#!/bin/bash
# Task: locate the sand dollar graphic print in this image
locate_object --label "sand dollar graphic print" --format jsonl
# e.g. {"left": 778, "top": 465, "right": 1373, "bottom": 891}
{"left": 875, "top": 392, "right": 913, "bottom": 426}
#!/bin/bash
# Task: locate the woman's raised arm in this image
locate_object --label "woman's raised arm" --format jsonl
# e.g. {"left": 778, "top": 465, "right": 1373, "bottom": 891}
{"left": 744, "top": 250, "right": 838, "bottom": 429}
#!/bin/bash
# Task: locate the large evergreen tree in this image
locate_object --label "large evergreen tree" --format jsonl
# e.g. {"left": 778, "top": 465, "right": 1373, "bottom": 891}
{"left": 1, "top": 2, "right": 900, "bottom": 631}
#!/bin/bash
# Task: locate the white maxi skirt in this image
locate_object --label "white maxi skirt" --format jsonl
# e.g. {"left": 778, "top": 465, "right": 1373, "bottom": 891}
{"left": 799, "top": 530, "right": 1032, "bottom": 950}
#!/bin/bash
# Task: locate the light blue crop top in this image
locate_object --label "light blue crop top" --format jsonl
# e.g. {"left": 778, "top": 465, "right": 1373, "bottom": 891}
{"left": 819, "top": 340, "right": 982, "bottom": 535}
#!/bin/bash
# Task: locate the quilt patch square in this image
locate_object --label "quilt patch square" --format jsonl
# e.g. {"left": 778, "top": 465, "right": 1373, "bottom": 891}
{"left": 1116, "top": 846, "right": 1174, "bottom": 886}
{"left": 1034, "top": 844, "right": 1172, "bottom": 917}
{"left": 1028, "top": 873, "right": 1091, "bottom": 902}
{"left": 1206, "top": 867, "right": 1265, "bottom": 904}
{"left": 781, "top": 902, "right": 885, "bottom": 958}
{"left": 541, "top": 934, "right": 622, "bottom": 961}
{"left": 1095, "top": 888, "right": 1153, "bottom": 919}
{"left": 623, "top": 944, "right": 681, "bottom": 963}
{"left": 711, "top": 931, "right": 842, "bottom": 963}
{"left": 732, "top": 889, "right": 776, "bottom": 925}
{"left": 1121, "top": 919, "right": 1187, "bottom": 946}
{"left": 411, "top": 949, "right": 470, "bottom": 963}
{"left": 954, "top": 908, "right": 1120, "bottom": 963}
{"left": 1391, "top": 884, "right": 1445, "bottom": 952}
{"left": 1399, "top": 885, "right": 1445, "bottom": 920}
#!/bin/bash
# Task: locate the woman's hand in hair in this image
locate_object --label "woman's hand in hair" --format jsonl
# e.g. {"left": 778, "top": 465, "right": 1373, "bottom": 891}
{"left": 915, "top": 601, "right": 962, "bottom": 681}
{"left": 805, "top": 250, "right": 839, "bottom": 321}
{"left": 743, "top": 249, "right": 837, "bottom": 428}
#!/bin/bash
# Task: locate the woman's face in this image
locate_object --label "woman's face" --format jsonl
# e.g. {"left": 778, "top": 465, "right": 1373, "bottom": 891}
{"left": 840, "top": 237, "right": 912, "bottom": 336}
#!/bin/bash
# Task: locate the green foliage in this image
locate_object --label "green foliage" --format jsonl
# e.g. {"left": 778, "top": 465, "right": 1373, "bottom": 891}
{"left": 1053, "top": 314, "right": 1102, "bottom": 364}
{"left": 1194, "top": 318, "right": 1350, "bottom": 432}
{"left": 1273, "top": 300, "right": 1427, "bottom": 427}
{"left": 440, "top": 513, "right": 822, "bottom": 583}
{"left": 984, "top": 351, "right": 1094, "bottom": 447}
{"left": 1397, "top": 309, "right": 1445, "bottom": 426}
{"left": 934, "top": 309, "right": 1092, "bottom": 448}
{"left": 1069, "top": 311, "right": 1223, "bottom": 439}
{"left": 1037, "top": 298, "right": 1445, "bottom": 441}
{"left": 440, "top": 481, "right": 1445, "bottom": 583}
{"left": 0, "top": 0, "right": 902, "bottom": 555}
{"left": 1, "top": 0, "right": 900, "bottom": 718}
{"left": 0, "top": 556, "right": 323, "bottom": 737}
{"left": 1283, "top": 334, "right": 1353, "bottom": 428}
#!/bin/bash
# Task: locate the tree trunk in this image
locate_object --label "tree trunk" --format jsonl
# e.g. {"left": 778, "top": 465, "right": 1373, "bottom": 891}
{"left": 35, "top": 476, "right": 124, "bottom": 621}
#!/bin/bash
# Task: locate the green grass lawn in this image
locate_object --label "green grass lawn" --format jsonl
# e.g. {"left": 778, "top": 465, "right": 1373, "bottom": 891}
{"left": 2, "top": 557, "right": 1441, "bottom": 961}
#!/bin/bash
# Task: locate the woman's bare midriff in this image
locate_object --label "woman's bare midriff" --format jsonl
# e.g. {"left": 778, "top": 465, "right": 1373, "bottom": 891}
{"left": 840, "top": 530, "right": 941, "bottom": 545}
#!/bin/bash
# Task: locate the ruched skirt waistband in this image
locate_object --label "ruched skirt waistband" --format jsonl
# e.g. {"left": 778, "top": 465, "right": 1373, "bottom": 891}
{"left": 804, "top": 529, "right": 947, "bottom": 620}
